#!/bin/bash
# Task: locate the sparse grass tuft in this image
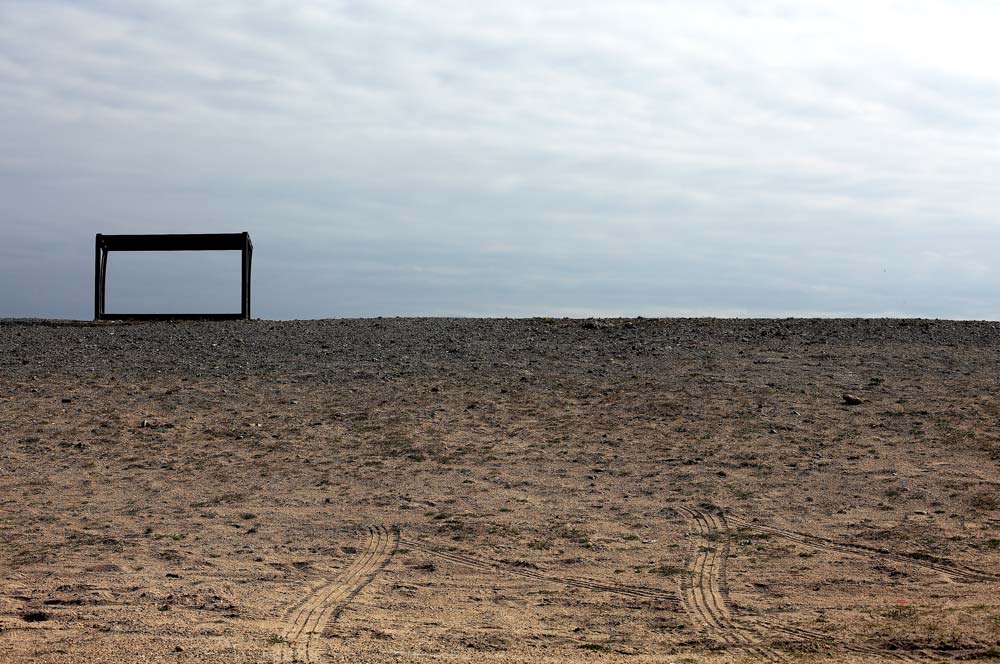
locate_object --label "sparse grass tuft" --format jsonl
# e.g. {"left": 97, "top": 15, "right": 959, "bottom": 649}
{"left": 968, "top": 491, "right": 1000, "bottom": 511}
{"left": 885, "top": 605, "right": 918, "bottom": 621}
{"left": 555, "top": 526, "right": 592, "bottom": 545}
{"left": 649, "top": 564, "right": 686, "bottom": 577}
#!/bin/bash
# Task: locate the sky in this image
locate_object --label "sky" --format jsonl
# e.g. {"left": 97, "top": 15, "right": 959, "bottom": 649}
{"left": 3, "top": 1, "right": 1000, "bottom": 319}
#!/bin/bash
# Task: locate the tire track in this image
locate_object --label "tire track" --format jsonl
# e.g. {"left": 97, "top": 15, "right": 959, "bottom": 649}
{"left": 400, "top": 538, "right": 678, "bottom": 606}
{"left": 758, "top": 621, "right": 933, "bottom": 661}
{"left": 726, "top": 515, "right": 999, "bottom": 583}
{"left": 676, "top": 506, "right": 789, "bottom": 663}
{"left": 272, "top": 524, "right": 398, "bottom": 663}
{"left": 683, "top": 509, "right": 933, "bottom": 663}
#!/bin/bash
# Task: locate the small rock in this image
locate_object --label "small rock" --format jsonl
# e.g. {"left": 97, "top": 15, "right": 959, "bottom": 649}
{"left": 842, "top": 393, "right": 864, "bottom": 405}
{"left": 174, "top": 645, "right": 185, "bottom": 653}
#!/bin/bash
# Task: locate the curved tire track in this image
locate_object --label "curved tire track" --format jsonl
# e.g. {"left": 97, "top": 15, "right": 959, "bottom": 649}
{"left": 676, "top": 506, "right": 789, "bottom": 663}
{"left": 272, "top": 524, "right": 398, "bottom": 663}
{"left": 683, "top": 508, "right": 940, "bottom": 663}
{"left": 400, "top": 538, "right": 678, "bottom": 606}
{"left": 726, "top": 515, "right": 999, "bottom": 583}
{"left": 758, "top": 621, "right": 932, "bottom": 661}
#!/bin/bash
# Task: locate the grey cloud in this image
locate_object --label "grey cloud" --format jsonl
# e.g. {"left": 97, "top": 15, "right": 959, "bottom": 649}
{"left": 3, "top": 1, "right": 1000, "bottom": 319}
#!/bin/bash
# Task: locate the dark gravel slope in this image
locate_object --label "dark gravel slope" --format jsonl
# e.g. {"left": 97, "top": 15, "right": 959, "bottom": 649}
{"left": 3, "top": 318, "right": 999, "bottom": 383}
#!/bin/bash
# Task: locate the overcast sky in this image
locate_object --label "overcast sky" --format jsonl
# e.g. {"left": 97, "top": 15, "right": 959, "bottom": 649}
{"left": 3, "top": 1, "right": 1000, "bottom": 319}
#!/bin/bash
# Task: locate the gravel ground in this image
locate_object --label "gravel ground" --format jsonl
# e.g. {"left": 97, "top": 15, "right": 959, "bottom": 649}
{"left": 1, "top": 318, "right": 999, "bottom": 663}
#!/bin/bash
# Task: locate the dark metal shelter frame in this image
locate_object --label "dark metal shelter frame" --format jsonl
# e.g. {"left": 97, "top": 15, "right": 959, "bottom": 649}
{"left": 94, "top": 232, "right": 253, "bottom": 321}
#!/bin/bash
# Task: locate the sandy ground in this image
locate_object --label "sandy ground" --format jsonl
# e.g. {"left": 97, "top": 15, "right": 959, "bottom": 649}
{"left": 1, "top": 317, "right": 999, "bottom": 663}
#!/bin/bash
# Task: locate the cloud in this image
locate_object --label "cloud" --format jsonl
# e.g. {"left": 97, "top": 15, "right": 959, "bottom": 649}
{"left": 2, "top": 1, "right": 1000, "bottom": 318}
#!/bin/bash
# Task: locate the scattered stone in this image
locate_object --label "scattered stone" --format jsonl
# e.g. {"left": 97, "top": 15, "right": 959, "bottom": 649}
{"left": 842, "top": 393, "right": 864, "bottom": 405}
{"left": 140, "top": 420, "right": 174, "bottom": 430}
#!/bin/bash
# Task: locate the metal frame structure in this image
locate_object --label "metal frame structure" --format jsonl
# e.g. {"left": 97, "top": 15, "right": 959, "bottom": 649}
{"left": 94, "top": 232, "right": 253, "bottom": 321}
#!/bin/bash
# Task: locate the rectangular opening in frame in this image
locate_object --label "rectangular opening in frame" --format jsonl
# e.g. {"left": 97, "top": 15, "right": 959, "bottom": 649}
{"left": 95, "top": 232, "right": 252, "bottom": 321}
